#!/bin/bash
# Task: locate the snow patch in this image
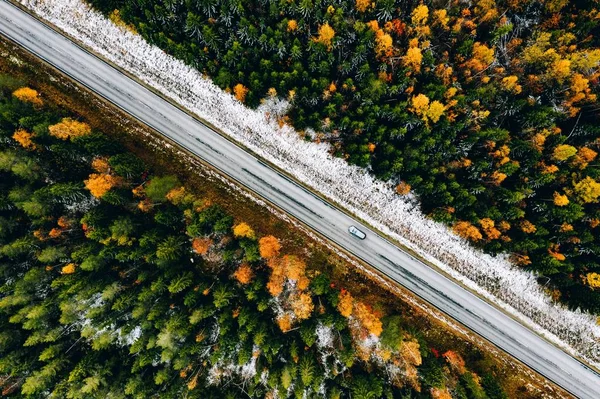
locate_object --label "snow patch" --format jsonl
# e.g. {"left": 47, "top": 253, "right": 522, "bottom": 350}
{"left": 316, "top": 322, "right": 334, "bottom": 350}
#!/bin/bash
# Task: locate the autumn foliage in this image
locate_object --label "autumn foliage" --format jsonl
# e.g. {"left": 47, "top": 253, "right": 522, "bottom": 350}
{"left": 13, "top": 87, "right": 43, "bottom": 107}
{"left": 12, "top": 129, "right": 36, "bottom": 150}
{"left": 233, "top": 222, "right": 255, "bottom": 239}
{"left": 84, "top": 173, "right": 121, "bottom": 198}
{"left": 353, "top": 302, "right": 383, "bottom": 337}
{"left": 97, "top": 0, "right": 600, "bottom": 311}
{"left": 586, "top": 273, "right": 600, "bottom": 289}
{"left": 259, "top": 238, "right": 314, "bottom": 331}
{"left": 259, "top": 235, "right": 281, "bottom": 258}
{"left": 233, "top": 263, "right": 253, "bottom": 285}
{"left": 166, "top": 186, "right": 186, "bottom": 205}
{"left": 192, "top": 237, "right": 213, "bottom": 255}
{"left": 443, "top": 350, "right": 466, "bottom": 374}
{"left": 290, "top": 292, "right": 314, "bottom": 320}
{"left": 49, "top": 118, "right": 91, "bottom": 140}
{"left": 91, "top": 157, "right": 110, "bottom": 173}
{"left": 314, "top": 23, "right": 335, "bottom": 50}
{"left": 452, "top": 221, "right": 483, "bottom": 242}
{"left": 337, "top": 289, "right": 353, "bottom": 318}
{"left": 395, "top": 182, "right": 411, "bottom": 196}
{"left": 233, "top": 83, "right": 248, "bottom": 103}
{"left": 337, "top": 288, "right": 383, "bottom": 337}
{"left": 61, "top": 263, "right": 76, "bottom": 275}
{"left": 574, "top": 177, "right": 600, "bottom": 204}
{"left": 0, "top": 77, "right": 513, "bottom": 398}
{"left": 355, "top": 0, "right": 371, "bottom": 13}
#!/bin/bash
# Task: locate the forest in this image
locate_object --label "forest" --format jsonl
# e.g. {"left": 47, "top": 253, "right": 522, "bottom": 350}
{"left": 86, "top": 0, "right": 600, "bottom": 312}
{"left": 0, "top": 76, "right": 517, "bottom": 397}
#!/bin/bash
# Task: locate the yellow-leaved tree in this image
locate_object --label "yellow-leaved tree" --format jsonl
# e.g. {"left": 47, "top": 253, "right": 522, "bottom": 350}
{"left": 411, "top": 4, "right": 429, "bottom": 26}
{"left": 552, "top": 144, "right": 577, "bottom": 161}
{"left": 233, "top": 222, "right": 256, "bottom": 239}
{"left": 501, "top": 76, "right": 522, "bottom": 94}
{"left": 411, "top": 93, "right": 429, "bottom": 119}
{"left": 464, "top": 42, "right": 494, "bottom": 73}
{"left": 61, "top": 263, "right": 76, "bottom": 274}
{"left": 403, "top": 47, "right": 423, "bottom": 73}
{"left": 84, "top": 174, "right": 121, "bottom": 198}
{"left": 49, "top": 118, "right": 91, "bottom": 140}
{"left": 573, "top": 176, "right": 600, "bottom": 203}
{"left": 586, "top": 273, "right": 600, "bottom": 289}
{"left": 374, "top": 30, "right": 393, "bottom": 58}
{"left": 287, "top": 19, "right": 298, "bottom": 32}
{"left": 355, "top": 0, "right": 372, "bottom": 12}
{"left": 13, "top": 87, "right": 43, "bottom": 107}
{"left": 427, "top": 100, "right": 445, "bottom": 123}
{"left": 553, "top": 192, "right": 570, "bottom": 206}
{"left": 410, "top": 94, "right": 445, "bottom": 124}
{"left": 314, "top": 23, "right": 335, "bottom": 50}
{"left": 290, "top": 292, "right": 314, "bottom": 320}
{"left": 12, "top": 129, "right": 36, "bottom": 150}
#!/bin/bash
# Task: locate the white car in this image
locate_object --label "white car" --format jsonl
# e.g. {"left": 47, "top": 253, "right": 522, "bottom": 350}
{"left": 348, "top": 225, "right": 366, "bottom": 240}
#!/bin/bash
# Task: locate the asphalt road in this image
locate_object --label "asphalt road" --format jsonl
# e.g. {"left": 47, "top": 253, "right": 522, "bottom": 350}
{"left": 1, "top": 1, "right": 599, "bottom": 396}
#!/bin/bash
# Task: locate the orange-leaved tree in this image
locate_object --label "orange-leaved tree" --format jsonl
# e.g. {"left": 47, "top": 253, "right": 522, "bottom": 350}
{"left": 452, "top": 221, "right": 483, "bottom": 242}
{"left": 233, "top": 83, "right": 249, "bottom": 103}
{"left": 479, "top": 218, "right": 501, "bottom": 240}
{"left": 443, "top": 350, "right": 466, "bottom": 374}
{"left": 259, "top": 235, "right": 281, "bottom": 258}
{"left": 192, "top": 237, "right": 213, "bottom": 255}
{"left": 337, "top": 289, "right": 353, "bottom": 318}
{"left": 355, "top": 0, "right": 371, "bottom": 13}
{"left": 395, "top": 181, "right": 411, "bottom": 195}
{"left": 353, "top": 302, "right": 383, "bottom": 337}
{"left": 520, "top": 220, "right": 537, "bottom": 234}
{"left": 233, "top": 263, "right": 254, "bottom": 285}
{"left": 276, "top": 313, "right": 293, "bottom": 332}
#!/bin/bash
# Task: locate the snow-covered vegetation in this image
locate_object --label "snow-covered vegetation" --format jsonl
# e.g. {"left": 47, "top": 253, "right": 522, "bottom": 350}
{"left": 16, "top": 0, "right": 600, "bottom": 367}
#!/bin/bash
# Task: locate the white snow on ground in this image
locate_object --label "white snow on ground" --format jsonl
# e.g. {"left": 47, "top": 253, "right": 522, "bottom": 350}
{"left": 315, "top": 322, "right": 334, "bottom": 350}
{"left": 17, "top": 0, "right": 600, "bottom": 366}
